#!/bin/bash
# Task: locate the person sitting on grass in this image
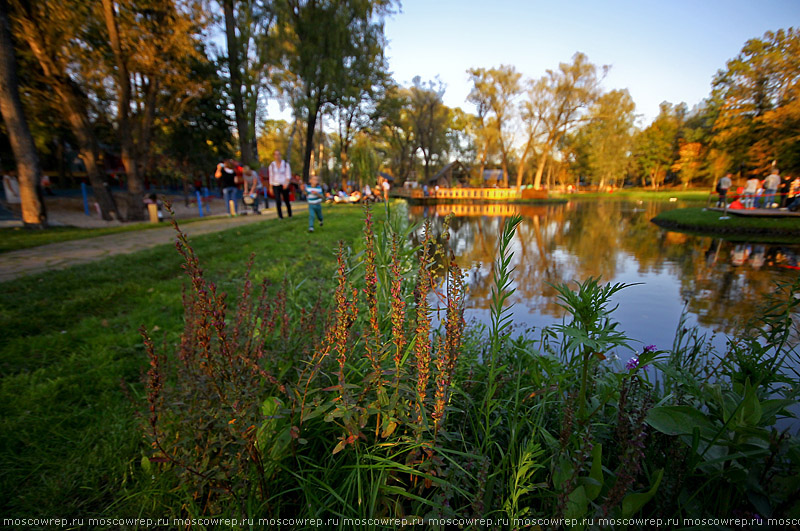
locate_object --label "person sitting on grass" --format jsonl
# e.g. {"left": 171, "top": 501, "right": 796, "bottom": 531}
{"left": 304, "top": 174, "right": 324, "bottom": 232}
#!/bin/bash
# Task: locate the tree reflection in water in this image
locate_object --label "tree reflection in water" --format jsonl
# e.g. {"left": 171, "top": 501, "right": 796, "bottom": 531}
{"left": 409, "top": 200, "right": 800, "bottom": 352}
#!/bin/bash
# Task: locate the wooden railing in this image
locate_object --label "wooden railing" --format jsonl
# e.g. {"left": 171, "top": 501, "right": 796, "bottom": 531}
{"left": 392, "top": 187, "right": 548, "bottom": 201}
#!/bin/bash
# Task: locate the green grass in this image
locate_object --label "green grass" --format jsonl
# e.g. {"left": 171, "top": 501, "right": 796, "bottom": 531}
{"left": 0, "top": 217, "right": 214, "bottom": 254}
{"left": 0, "top": 205, "right": 368, "bottom": 518}
{"left": 652, "top": 206, "right": 800, "bottom": 241}
{"left": 551, "top": 188, "right": 712, "bottom": 201}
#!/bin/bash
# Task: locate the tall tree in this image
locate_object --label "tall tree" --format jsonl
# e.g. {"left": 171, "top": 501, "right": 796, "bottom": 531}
{"left": 632, "top": 102, "right": 683, "bottom": 189}
{"left": 574, "top": 89, "right": 636, "bottom": 189}
{"left": 529, "top": 52, "right": 606, "bottom": 189}
{"left": 333, "top": 57, "right": 388, "bottom": 188}
{"left": 278, "top": 0, "right": 393, "bottom": 182}
{"left": 467, "top": 65, "right": 521, "bottom": 187}
{"left": 222, "top": 0, "right": 276, "bottom": 167}
{"left": 0, "top": 0, "right": 46, "bottom": 226}
{"left": 373, "top": 83, "right": 416, "bottom": 182}
{"left": 8, "top": 0, "right": 120, "bottom": 219}
{"left": 671, "top": 141, "right": 703, "bottom": 189}
{"left": 712, "top": 28, "right": 800, "bottom": 173}
{"left": 102, "top": 0, "right": 209, "bottom": 219}
{"left": 408, "top": 77, "right": 450, "bottom": 182}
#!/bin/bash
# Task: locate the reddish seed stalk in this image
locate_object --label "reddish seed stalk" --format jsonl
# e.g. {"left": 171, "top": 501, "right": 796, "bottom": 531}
{"left": 390, "top": 232, "right": 407, "bottom": 385}
{"left": 333, "top": 242, "right": 358, "bottom": 403}
{"left": 362, "top": 205, "right": 383, "bottom": 391}
{"left": 414, "top": 220, "right": 434, "bottom": 432}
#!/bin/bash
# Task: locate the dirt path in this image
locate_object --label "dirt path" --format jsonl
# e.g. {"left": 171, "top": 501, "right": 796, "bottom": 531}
{"left": 0, "top": 206, "right": 307, "bottom": 283}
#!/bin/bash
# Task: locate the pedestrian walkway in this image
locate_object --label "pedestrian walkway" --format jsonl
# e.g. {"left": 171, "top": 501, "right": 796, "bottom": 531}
{"left": 0, "top": 205, "right": 307, "bottom": 283}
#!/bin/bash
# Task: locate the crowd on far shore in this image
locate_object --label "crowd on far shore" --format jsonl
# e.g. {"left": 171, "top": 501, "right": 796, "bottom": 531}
{"left": 714, "top": 167, "right": 800, "bottom": 211}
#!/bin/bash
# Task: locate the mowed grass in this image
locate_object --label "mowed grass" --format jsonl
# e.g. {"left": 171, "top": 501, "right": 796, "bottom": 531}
{"left": 652, "top": 206, "right": 800, "bottom": 241}
{"left": 551, "top": 188, "right": 712, "bottom": 201}
{"left": 0, "top": 205, "right": 370, "bottom": 518}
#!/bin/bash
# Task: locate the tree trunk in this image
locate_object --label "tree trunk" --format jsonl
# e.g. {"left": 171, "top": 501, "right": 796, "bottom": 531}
{"left": 103, "top": 0, "right": 147, "bottom": 221}
{"left": 533, "top": 150, "right": 548, "bottom": 189}
{"left": 223, "top": 0, "right": 253, "bottom": 167}
{"left": 286, "top": 116, "right": 297, "bottom": 165}
{"left": 515, "top": 138, "right": 535, "bottom": 188}
{"left": 0, "top": 0, "right": 46, "bottom": 227}
{"left": 15, "top": 3, "right": 118, "bottom": 220}
{"left": 303, "top": 96, "right": 320, "bottom": 184}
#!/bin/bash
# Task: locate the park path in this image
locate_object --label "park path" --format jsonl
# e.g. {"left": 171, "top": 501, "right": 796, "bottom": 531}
{"left": 0, "top": 205, "right": 307, "bottom": 283}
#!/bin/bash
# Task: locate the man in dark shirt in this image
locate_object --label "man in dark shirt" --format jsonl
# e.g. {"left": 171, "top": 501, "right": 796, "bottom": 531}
{"left": 215, "top": 159, "right": 239, "bottom": 215}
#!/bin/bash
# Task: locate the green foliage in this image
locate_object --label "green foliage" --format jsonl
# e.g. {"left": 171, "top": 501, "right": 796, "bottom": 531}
{"left": 3, "top": 203, "right": 798, "bottom": 525}
{"left": 712, "top": 27, "right": 800, "bottom": 174}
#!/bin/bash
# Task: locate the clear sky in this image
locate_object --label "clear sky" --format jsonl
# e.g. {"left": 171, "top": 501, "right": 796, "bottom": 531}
{"left": 381, "top": 0, "right": 799, "bottom": 126}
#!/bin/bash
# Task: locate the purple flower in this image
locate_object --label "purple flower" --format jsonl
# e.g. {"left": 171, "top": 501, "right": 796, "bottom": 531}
{"left": 625, "top": 357, "right": 639, "bottom": 371}
{"left": 644, "top": 345, "right": 656, "bottom": 353}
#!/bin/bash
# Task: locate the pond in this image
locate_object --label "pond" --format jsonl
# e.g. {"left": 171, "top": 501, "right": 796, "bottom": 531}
{"left": 408, "top": 199, "right": 800, "bottom": 361}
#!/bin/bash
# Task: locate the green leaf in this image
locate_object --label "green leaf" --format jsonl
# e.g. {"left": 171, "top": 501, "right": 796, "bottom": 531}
{"left": 621, "top": 468, "right": 663, "bottom": 517}
{"left": 585, "top": 444, "right": 603, "bottom": 501}
{"left": 565, "top": 485, "right": 588, "bottom": 523}
{"left": 739, "top": 379, "right": 762, "bottom": 427}
{"left": 646, "top": 406, "right": 717, "bottom": 437}
{"left": 759, "top": 399, "right": 796, "bottom": 424}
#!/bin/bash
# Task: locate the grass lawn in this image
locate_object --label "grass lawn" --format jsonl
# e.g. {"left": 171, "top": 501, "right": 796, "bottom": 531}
{"left": 551, "top": 188, "right": 712, "bottom": 201}
{"left": 0, "top": 205, "right": 372, "bottom": 518}
{"left": 652, "top": 206, "right": 800, "bottom": 241}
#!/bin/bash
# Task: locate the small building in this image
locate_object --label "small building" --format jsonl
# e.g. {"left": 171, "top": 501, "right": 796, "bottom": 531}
{"left": 425, "top": 161, "right": 471, "bottom": 188}
{"left": 482, "top": 169, "right": 506, "bottom": 187}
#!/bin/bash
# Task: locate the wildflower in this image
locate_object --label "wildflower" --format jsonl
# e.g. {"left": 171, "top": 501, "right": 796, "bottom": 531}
{"left": 625, "top": 357, "right": 639, "bottom": 371}
{"left": 644, "top": 344, "right": 656, "bottom": 353}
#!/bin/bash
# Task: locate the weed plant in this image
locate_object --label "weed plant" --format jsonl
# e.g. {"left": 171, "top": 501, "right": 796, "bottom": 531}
{"left": 141, "top": 207, "right": 800, "bottom": 528}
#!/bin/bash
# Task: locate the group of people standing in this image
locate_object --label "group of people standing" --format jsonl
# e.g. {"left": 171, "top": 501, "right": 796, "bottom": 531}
{"left": 214, "top": 149, "right": 331, "bottom": 232}
{"left": 214, "top": 150, "right": 295, "bottom": 219}
{"left": 715, "top": 168, "right": 799, "bottom": 210}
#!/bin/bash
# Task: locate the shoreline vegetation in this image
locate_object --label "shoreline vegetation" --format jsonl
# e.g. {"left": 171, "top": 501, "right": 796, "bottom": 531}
{"left": 652, "top": 207, "right": 800, "bottom": 241}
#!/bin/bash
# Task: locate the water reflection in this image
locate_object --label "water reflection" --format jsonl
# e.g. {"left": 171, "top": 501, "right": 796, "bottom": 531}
{"left": 409, "top": 201, "right": 800, "bottom": 352}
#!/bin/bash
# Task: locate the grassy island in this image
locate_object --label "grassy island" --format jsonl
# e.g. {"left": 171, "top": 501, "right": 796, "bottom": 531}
{"left": 652, "top": 207, "right": 800, "bottom": 241}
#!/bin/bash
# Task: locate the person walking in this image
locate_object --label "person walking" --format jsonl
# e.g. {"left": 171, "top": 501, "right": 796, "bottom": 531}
{"left": 304, "top": 174, "right": 324, "bottom": 232}
{"left": 716, "top": 173, "right": 732, "bottom": 207}
{"left": 215, "top": 159, "right": 239, "bottom": 215}
{"left": 268, "top": 150, "right": 292, "bottom": 219}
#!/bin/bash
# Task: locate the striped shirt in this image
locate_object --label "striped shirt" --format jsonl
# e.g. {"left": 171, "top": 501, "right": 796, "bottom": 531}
{"left": 306, "top": 185, "right": 323, "bottom": 204}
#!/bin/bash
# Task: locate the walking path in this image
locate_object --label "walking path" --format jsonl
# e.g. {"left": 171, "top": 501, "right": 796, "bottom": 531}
{"left": 0, "top": 205, "right": 307, "bottom": 283}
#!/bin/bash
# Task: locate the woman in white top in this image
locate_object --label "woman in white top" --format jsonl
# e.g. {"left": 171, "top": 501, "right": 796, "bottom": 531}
{"left": 268, "top": 150, "right": 292, "bottom": 218}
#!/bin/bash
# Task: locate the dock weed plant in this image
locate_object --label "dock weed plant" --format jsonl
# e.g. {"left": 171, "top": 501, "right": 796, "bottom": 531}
{"left": 140, "top": 206, "right": 800, "bottom": 527}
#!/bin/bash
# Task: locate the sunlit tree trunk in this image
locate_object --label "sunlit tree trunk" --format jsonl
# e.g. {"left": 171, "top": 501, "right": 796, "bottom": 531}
{"left": 13, "top": 1, "right": 119, "bottom": 220}
{"left": 0, "top": 0, "right": 46, "bottom": 227}
{"left": 102, "top": 0, "right": 146, "bottom": 220}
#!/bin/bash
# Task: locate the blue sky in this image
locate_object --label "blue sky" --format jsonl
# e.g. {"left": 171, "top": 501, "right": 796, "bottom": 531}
{"left": 381, "top": 0, "right": 799, "bottom": 125}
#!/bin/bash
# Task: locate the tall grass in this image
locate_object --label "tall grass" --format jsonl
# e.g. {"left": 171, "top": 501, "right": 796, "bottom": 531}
{"left": 139, "top": 205, "right": 800, "bottom": 527}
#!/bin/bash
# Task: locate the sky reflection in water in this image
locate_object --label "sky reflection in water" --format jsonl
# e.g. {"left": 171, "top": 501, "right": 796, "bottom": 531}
{"left": 409, "top": 200, "right": 800, "bottom": 362}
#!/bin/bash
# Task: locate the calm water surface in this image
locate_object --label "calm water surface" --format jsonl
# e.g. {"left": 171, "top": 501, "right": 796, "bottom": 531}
{"left": 408, "top": 200, "right": 800, "bottom": 359}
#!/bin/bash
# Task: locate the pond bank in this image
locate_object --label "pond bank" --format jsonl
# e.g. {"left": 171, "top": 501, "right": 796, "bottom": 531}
{"left": 652, "top": 207, "right": 800, "bottom": 241}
